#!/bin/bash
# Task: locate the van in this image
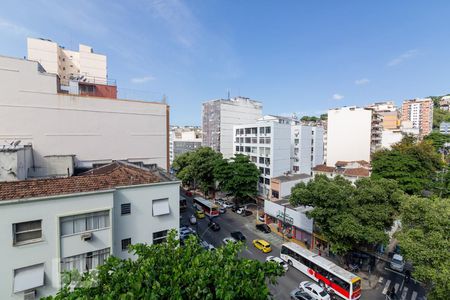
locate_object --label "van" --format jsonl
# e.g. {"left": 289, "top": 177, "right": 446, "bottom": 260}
{"left": 390, "top": 254, "right": 405, "bottom": 272}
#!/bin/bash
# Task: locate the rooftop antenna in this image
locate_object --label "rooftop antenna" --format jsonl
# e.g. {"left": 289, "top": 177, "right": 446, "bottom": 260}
{"left": 162, "top": 94, "right": 167, "bottom": 104}
{"left": 227, "top": 90, "right": 230, "bottom": 100}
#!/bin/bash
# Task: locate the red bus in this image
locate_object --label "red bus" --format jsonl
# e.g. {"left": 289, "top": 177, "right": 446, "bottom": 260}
{"left": 193, "top": 197, "right": 219, "bottom": 217}
{"left": 281, "top": 242, "right": 361, "bottom": 300}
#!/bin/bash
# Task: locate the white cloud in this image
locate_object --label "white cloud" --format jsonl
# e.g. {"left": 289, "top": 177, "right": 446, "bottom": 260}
{"left": 332, "top": 94, "right": 344, "bottom": 100}
{"left": 0, "top": 17, "right": 34, "bottom": 36}
{"left": 387, "top": 49, "right": 419, "bottom": 66}
{"left": 131, "top": 76, "right": 156, "bottom": 84}
{"left": 355, "top": 78, "right": 370, "bottom": 85}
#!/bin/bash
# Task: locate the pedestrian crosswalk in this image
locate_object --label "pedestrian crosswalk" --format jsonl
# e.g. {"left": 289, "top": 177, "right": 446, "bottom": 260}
{"left": 379, "top": 277, "right": 422, "bottom": 300}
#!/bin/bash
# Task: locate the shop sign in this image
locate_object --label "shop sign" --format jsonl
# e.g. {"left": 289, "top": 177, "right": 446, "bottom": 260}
{"left": 276, "top": 210, "right": 294, "bottom": 224}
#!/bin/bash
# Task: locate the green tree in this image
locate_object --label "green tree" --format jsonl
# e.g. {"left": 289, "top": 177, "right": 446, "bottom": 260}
{"left": 290, "top": 175, "right": 402, "bottom": 254}
{"left": 189, "top": 147, "right": 223, "bottom": 196}
{"left": 173, "top": 151, "right": 195, "bottom": 186}
{"left": 433, "top": 108, "right": 450, "bottom": 129}
{"left": 45, "top": 231, "right": 284, "bottom": 300}
{"left": 372, "top": 137, "right": 443, "bottom": 194}
{"left": 396, "top": 196, "right": 450, "bottom": 300}
{"left": 320, "top": 113, "right": 328, "bottom": 120}
{"left": 424, "top": 132, "right": 450, "bottom": 152}
{"left": 214, "top": 154, "right": 259, "bottom": 205}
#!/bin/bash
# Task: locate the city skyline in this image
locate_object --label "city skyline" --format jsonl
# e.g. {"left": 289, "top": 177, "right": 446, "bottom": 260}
{"left": 1, "top": 0, "right": 450, "bottom": 126}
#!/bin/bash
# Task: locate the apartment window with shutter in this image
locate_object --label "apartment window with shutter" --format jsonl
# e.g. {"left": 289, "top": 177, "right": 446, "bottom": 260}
{"left": 121, "top": 203, "right": 131, "bottom": 215}
{"left": 153, "top": 230, "right": 168, "bottom": 244}
{"left": 13, "top": 220, "right": 42, "bottom": 246}
{"left": 121, "top": 238, "right": 132, "bottom": 251}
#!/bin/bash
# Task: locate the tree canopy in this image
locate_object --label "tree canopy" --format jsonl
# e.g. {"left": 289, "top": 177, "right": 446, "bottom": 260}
{"left": 424, "top": 132, "right": 450, "bottom": 153}
{"left": 214, "top": 154, "right": 259, "bottom": 203}
{"left": 45, "top": 231, "right": 284, "bottom": 300}
{"left": 371, "top": 137, "right": 444, "bottom": 195}
{"left": 397, "top": 196, "right": 450, "bottom": 300}
{"left": 290, "top": 175, "right": 403, "bottom": 254}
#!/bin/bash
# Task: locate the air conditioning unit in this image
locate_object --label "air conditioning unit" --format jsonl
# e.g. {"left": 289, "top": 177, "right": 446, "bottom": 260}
{"left": 24, "top": 290, "right": 36, "bottom": 300}
{"left": 81, "top": 232, "right": 93, "bottom": 241}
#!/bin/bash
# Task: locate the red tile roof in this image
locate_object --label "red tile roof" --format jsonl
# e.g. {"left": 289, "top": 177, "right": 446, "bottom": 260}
{"left": 0, "top": 162, "right": 163, "bottom": 201}
{"left": 312, "top": 165, "right": 335, "bottom": 173}
{"left": 343, "top": 168, "right": 370, "bottom": 177}
{"left": 335, "top": 160, "right": 370, "bottom": 167}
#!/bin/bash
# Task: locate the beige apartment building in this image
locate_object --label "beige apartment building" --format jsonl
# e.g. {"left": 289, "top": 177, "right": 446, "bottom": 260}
{"left": 401, "top": 98, "right": 434, "bottom": 136}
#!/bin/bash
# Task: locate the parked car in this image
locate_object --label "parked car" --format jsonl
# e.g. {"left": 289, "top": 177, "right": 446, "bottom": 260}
{"left": 232, "top": 206, "right": 243, "bottom": 213}
{"left": 258, "top": 214, "right": 265, "bottom": 222}
{"left": 208, "top": 221, "right": 220, "bottom": 231}
{"left": 256, "top": 223, "right": 271, "bottom": 233}
{"left": 180, "top": 226, "right": 196, "bottom": 236}
{"left": 222, "top": 201, "right": 234, "bottom": 208}
{"left": 253, "top": 239, "right": 272, "bottom": 253}
{"left": 298, "top": 281, "right": 330, "bottom": 300}
{"left": 236, "top": 207, "right": 244, "bottom": 214}
{"left": 195, "top": 209, "right": 205, "bottom": 219}
{"left": 222, "top": 237, "right": 237, "bottom": 245}
{"left": 241, "top": 209, "right": 253, "bottom": 217}
{"left": 266, "top": 256, "right": 288, "bottom": 272}
{"left": 390, "top": 254, "right": 405, "bottom": 272}
{"left": 290, "top": 288, "right": 313, "bottom": 300}
{"left": 189, "top": 215, "right": 197, "bottom": 225}
{"left": 199, "top": 240, "right": 215, "bottom": 251}
{"left": 231, "top": 231, "right": 246, "bottom": 242}
{"left": 219, "top": 207, "right": 226, "bottom": 214}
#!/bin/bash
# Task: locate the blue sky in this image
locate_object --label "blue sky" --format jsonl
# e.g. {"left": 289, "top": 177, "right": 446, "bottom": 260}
{"left": 1, "top": 1, "right": 450, "bottom": 125}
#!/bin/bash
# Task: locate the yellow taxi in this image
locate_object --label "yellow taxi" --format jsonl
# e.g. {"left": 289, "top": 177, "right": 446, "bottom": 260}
{"left": 252, "top": 239, "right": 272, "bottom": 253}
{"left": 195, "top": 209, "right": 205, "bottom": 219}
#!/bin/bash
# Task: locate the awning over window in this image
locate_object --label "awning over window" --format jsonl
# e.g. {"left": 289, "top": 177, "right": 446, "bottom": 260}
{"left": 153, "top": 198, "right": 170, "bottom": 216}
{"left": 13, "top": 263, "right": 44, "bottom": 293}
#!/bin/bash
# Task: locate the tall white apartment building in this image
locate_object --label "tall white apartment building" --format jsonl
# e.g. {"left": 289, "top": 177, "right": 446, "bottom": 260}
{"left": 0, "top": 162, "right": 180, "bottom": 299}
{"left": 233, "top": 116, "right": 291, "bottom": 197}
{"left": 202, "top": 97, "right": 262, "bottom": 158}
{"left": 326, "top": 107, "right": 373, "bottom": 166}
{"left": 291, "top": 125, "right": 324, "bottom": 175}
{"left": 169, "top": 127, "right": 202, "bottom": 165}
{"left": 27, "top": 37, "right": 107, "bottom": 84}
{"left": 0, "top": 54, "right": 169, "bottom": 176}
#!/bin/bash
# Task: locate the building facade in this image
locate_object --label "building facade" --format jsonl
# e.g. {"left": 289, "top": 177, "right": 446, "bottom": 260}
{"left": 440, "top": 122, "right": 450, "bottom": 135}
{"left": 312, "top": 160, "right": 371, "bottom": 184}
{"left": 291, "top": 125, "right": 324, "bottom": 175}
{"left": 0, "top": 55, "right": 170, "bottom": 174}
{"left": 233, "top": 116, "right": 291, "bottom": 197}
{"left": 269, "top": 174, "right": 311, "bottom": 200}
{"left": 202, "top": 97, "right": 262, "bottom": 158}
{"left": 326, "top": 107, "right": 373, "bottom": 166}
{"left": 401, "top": 98, "right": 434, "bottom": 136}
{"left": 0, "top": 162, "right": 180, "bottom": 299}
{"left": 169, "top": 127, "right": 202, "bottom": 165}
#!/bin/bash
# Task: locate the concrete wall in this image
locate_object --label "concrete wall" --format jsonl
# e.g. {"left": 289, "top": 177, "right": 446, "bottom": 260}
{"left": 113, "top": 182, "right": 180, "bottom": 259}
{"left": 0, "top": 146, "right": 33, "bottom": 181}
{"left": 326, "top": 107, "right": 372, "bottom": 166}
{"left": 381, "top": 130, "right": 403, "bottom": 150}
{"left": 0, "top": 56, "right": 169, "bottom": 171}
{"left": 0, "top": 191, "right": 114, "bottom": 299}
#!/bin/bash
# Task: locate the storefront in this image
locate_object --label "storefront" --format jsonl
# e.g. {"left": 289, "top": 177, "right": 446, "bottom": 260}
{"left": 264, "top": 199, "right": 314, "bottom": 249}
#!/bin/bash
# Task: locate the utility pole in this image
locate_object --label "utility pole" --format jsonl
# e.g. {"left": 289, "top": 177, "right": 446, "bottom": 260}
{"left": 282, "top": 204, "right": 287, "bottom": 241}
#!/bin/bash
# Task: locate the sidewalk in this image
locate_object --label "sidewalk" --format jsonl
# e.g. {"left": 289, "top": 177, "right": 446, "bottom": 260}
{"left": 245, "top": 218, "right": 382, "bottom": 290}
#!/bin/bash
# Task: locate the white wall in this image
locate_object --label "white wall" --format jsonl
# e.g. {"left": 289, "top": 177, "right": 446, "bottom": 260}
{"left": 381, "top": 130, "right": 403, "bottom": 150}
{"left": 264, "top": 200, "right": 313, "bottom": 233}
{"left": 113, "top": 182, "right": 180, "bottom": 259}
{"left": 279, "top": 177, "right": 310, "bottom": 198}
{"left": 0, "top": 191, "right": 114, "bottom": 299}
{"left": 271, "top": 122, "right": 291, "bottom": 177}
{"left": 0, "top": 56, "right": 169, "bottom": 171}
{"left": 326, "top": 108, "right": 372, "bottom": 166}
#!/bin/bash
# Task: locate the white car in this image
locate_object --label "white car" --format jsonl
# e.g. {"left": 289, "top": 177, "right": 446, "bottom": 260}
{"left": 390, "top": 254, "right": 405, "bottom": 272}
{"left": 266, "top": 256, "right": 288, "bottom": 272}
{"left": 222, "top": 202, "right": 233, "bottom": 209}
{"left": 298, "top": 281, "right": 330, "bottom": 300}
{"left": 222, "top": 237, "right": 237, "bottom": 245}
{"left": 199, "top": 240, "right": 215, "bottom": 251}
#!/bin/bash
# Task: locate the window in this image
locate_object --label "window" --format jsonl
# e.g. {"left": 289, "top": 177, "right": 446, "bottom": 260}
{"left": 251, "top": 137, "right": 257, "bottom": 143}
{"left": 293, "top": 166, "right": 299, "bottom": 172}
{"left": 265, "top": 178, "right": 270, "bottom": 185}
{"left": 245, "top": 146, "right": 251, "bottom": 153}
{"left": 13, "top": 220, "right": 42, "bottom": 245}
{"left": 265, "top": 158, "right": 271, "bottom": 165}
{"left": 245, "top": 128, "right": 251, "bottom": 134}
{"left": 235, "top": 129, "right": 239, "bottom": 135}
{"left": 251, "top": 156, "right": 257, "bottom": 163}
{"left": 251, "top": 127, "right": 257, "bottom": 134}
{"left": 259, "top": 177, "right": 264, "bottom": 183}
{"left": 265, "top": 127, "right": 271, "bottom": 134}
{"left": 272, "top": 190, "right": 279, "bottom": 199}
{"left": 265, "top": 168, "right": 270, "bottom": 175}
{"left": 245, "top": 137, "right": 251, "bottom": 143}
{"left": 259, "top": 167, "right": 264, "bottom": 173}
{"left": 153, "top": 198, "right": 170, "bottom": 216}
{"left": 60, "top": 211, "right": 110, "bottom": 236}
{"left": 235, "top": 146, "right": 239, "bottom": 152}
{"left": 153, "top": 230, "right": 168, "bottom": 244}
{"left": 239, "top": 146, "right": 244, "bottom": 152}
{"left": 259, "top": 137, "right": 265, "bottom": 144}
{"left": 121, "top": 203, "right": 131, "bottom": 215}
{"left": 251, "top": 147, "right": 257, "bottom": 153}
{"left": 265, "top": 137, "right": 271, "bottom": 144}
{"left": 259, "top": 157, "right": 265, "bottom": 164}
{"left": 259, "top": 127, "right": 265, "bottom": 134}
{"left": 63, "top": 67, "right": 66, "bottom": 70}
{"left": 121, "top": 238, "right": 132, "bottom": 251}
{"left": 61, "top": 248, "right": 110, "bottom": 273}
{"left": 235, "top": 137, "right": 239, "bottom": 143}
{"left": 240, "top": 129, "right": 244, "bottom": 135}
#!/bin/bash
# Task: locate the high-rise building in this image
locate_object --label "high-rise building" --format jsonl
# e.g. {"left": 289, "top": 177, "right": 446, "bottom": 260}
{"left": 27, "top": 37, "right": 107, "bottom": 84}
{"left": 366, "top": 101, "right": 400, "bottom": 130}
{"left": 169, "top": 126, "right": 202, "bottom": 165}
{"left": 401, "top": 98, "right": 434, "bottom": 136}
{"left": 233, "top": 115, "right": 291, "bottom": 197}
{"left": 202, "top": 97, "right": 262, "bottom": 158}
{"left": 291, "top": 125, "right": 324, "bottom": 175}
{"left": 440, "top": 122, "right": 450, "bottom": 135}
{"left": 326, "top": 107, "right": 373, "bottom": 166}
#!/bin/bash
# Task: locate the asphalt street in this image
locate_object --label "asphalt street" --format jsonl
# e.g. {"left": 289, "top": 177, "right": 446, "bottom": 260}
{"left": 180, "top": 193, "right": 427, "bottom": 300}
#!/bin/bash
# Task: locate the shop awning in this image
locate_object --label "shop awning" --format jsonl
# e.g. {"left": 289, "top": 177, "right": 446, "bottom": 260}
{"left": 153, "top": 198, "right": 170, "bottom": 216}
{"left": 13, "top": 263, "right": 44, "bottom": 293}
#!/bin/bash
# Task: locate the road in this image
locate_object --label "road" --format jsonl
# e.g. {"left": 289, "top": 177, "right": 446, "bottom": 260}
{"left": 180, "top": 193, "right": 427, "bottom": 300}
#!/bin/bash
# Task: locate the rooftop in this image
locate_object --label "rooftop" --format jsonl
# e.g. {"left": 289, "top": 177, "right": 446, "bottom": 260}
{"left": 0, "top": 161, "right": 174, "bottom": 201}
{"left": 273, "top": 173, "right": 311, "bottom": 183}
